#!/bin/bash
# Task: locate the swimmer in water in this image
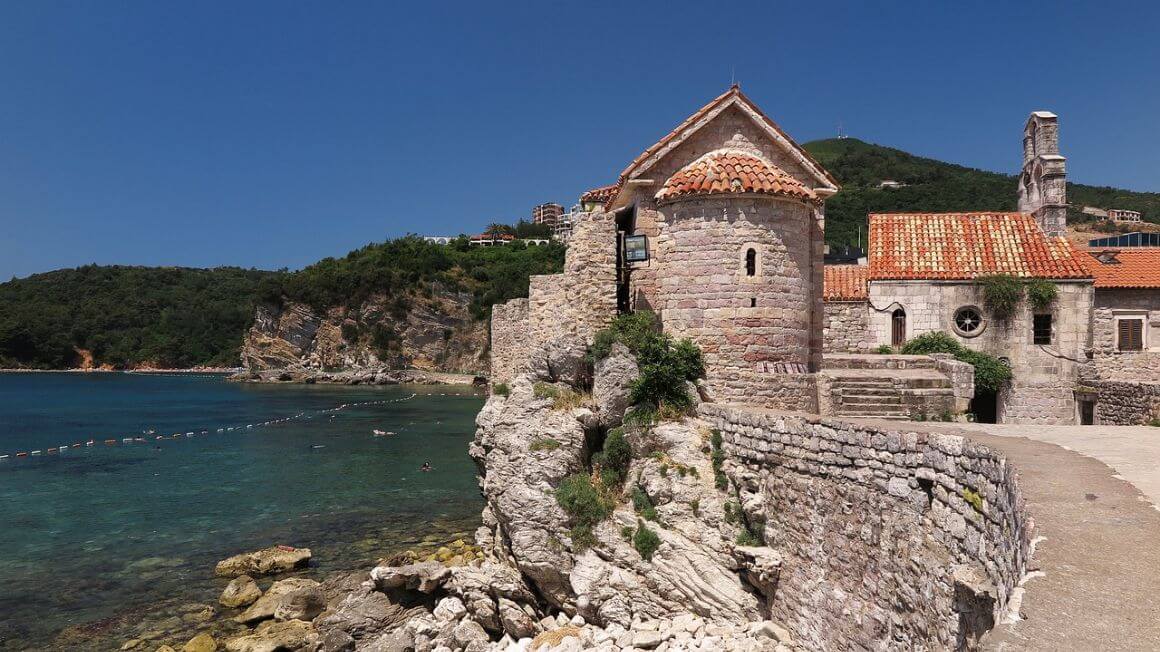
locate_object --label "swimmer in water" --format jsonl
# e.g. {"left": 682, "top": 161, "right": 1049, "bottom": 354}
{"left": 420, "top": 461, "right": 432, "bottom": 472}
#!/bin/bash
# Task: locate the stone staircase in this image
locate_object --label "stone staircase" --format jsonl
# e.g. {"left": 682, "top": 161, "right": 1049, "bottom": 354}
{"left": 822, "top": 366, "right": 961, "bottom": 420}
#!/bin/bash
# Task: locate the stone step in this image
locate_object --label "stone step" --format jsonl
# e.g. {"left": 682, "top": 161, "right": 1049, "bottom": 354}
{"left": 829, "top": 379, "right": 896, "bottom": 389}
{"left": 840, "top": 395, "right": 904, "bottom": 406}
{"left": 838, "top": 411, "right": 912, "bottom": 420}
{"left": 835, "top": 403, "right": 914, "bottom": 417}
{"left": 833, "top": 387, "right": 898, "bottom": 397}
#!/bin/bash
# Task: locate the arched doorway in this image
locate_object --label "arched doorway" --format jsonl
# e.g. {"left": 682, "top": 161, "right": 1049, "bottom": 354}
{"left": 891, "top": 309, "right": 906, "bottom": 348}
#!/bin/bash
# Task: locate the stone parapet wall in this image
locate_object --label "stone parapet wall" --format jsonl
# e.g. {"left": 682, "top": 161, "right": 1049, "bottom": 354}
{"left": 707, "top": 370, "right": 818, "bottom": 413}
{"left": 822, "top": 301, "right": 873, "bottom": 353}
{"left": 488, "top": 212, "right": 618, "bottom": 385}
{"left": 700, "top": 404, "right": 1031, "bottom": 650}
{"left": 931, "top": 353, "right": 976, "bottom": 402}
{"left": 1082, "top": 380, "right": 1160, "bottom": 425}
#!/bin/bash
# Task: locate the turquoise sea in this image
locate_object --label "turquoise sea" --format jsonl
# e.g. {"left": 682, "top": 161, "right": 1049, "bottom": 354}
{"left": 0, "top": 372, "right": 485, "bottom": 650}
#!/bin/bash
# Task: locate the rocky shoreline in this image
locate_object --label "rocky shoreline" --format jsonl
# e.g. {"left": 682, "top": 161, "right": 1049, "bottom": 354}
{"left": 230, "top": 367, "right": 486, "bottom": 387}
{"left": 77, "top": 337, "right": 805, "bottom": 652}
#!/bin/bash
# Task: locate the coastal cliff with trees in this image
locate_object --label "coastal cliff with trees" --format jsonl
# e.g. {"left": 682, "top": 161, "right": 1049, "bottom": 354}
{"left": 238, "top": 234, "right": 565, "bottom": 380}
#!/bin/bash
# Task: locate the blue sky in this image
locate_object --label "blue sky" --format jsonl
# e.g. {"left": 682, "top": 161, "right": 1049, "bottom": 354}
{"left": 2, "top": 1, "right": 1158, "bottom": 279}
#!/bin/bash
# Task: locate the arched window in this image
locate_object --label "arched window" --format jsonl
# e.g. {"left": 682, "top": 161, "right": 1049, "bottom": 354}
{"left": 891, "top": 308, "right": 907, "bottom": 348}
{"left": 745, "top": 248, "right": 757, "bottom": 276}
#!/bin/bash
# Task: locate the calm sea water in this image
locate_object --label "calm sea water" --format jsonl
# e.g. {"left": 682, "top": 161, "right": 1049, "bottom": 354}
{"left": 0, "top": 373, "right": 485, "bottom": 650}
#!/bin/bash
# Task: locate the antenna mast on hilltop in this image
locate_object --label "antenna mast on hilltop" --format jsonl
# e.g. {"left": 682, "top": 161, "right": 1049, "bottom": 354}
{"left": 837, "top": 120, "right": 848, "bottom": 140}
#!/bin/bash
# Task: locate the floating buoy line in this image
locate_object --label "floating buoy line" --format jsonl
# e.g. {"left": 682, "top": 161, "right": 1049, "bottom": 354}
{"left": 0, "top": 393, "right": 418, "bottom": 464}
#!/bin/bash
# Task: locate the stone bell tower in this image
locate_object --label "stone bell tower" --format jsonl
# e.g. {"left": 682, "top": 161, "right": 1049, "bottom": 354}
{"left": 1017, "top": 111, "right": 1068, "bottom": 237}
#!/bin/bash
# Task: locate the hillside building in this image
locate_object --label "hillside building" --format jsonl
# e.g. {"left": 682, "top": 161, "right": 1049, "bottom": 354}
{"left": 1108, "top": 208, "right": 1142, "bottom": 223}
{"left": 532, "top": 203, "right": 565, "bottom": 227}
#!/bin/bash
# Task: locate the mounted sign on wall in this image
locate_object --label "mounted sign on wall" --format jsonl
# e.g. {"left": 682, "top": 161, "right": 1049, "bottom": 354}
{"left": 624, "top": 235, "right": 649, "bottom": 262}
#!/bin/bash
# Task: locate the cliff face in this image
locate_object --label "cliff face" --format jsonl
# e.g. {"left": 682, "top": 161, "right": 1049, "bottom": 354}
{"left": 240, "top": 285, "right": 488, "bottom": 376}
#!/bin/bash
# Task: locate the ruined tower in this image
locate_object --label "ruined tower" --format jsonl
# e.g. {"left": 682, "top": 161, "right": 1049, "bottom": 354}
{"left": 1017, "top": 111, "right": 1068, "bottom": 237}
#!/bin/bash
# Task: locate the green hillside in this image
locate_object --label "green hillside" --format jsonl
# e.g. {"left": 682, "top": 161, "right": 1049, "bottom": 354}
{"left": 0, "top": 234, "right": 564, "bottom": 370}
{"left": 0, "top": 266, "right": 275, "bottom": 369}
{"left": 803, "top": 138, "right": 1160, "bottom": 247}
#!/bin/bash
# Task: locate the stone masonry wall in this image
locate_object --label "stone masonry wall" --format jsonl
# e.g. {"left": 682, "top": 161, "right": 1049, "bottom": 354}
{"left": 1081, "top": 380, "right": 1160, "bottom": 425}
{"left": 823, "top": 301, "right": 872, "bottom": 353}
{"left": 650, "top": 195, "right": 821, "bottom": 410}
{"left": 488, "top": 212, "right": 618, "bottom": 385}
{"left": 868, "top": 280, "right": 1092, "bottom": 424}
{"left": 489, "top": 299, "right": 529, "bottom": 386}
{"left": 701, "top": 404, "right": 1031, "bottom": 650}
{"left": 1088, "top": 288, "right": 1160, "bottom": 382}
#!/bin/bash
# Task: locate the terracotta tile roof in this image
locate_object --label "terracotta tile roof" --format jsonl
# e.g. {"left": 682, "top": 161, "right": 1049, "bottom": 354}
{"left": 1082, "top": 248, "right": 1160, "bottom": 288}
{"left": 823, "top": 265, "right": 869, "bottom": 301}
{"left": 655, "top": 150, "right": 817, "bottom": 203}
{"left": 868, "top": 212, "right": 1091, "bottom": 280}
{"left": 580, "top": 184, "right": 616, "bottom": 204}
{"left": 604, "top": 85, "right": 838, "bottom": 210}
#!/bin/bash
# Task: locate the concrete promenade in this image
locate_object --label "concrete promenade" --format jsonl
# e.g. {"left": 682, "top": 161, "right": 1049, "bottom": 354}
{"left": 859, "top": 420, "right": 1160, "bottom": 650}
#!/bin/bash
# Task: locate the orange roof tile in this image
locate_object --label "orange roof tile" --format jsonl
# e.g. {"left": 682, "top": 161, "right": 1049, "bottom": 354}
{"left": 604, "top": 85, "right": 838, "bottom": 209}
{"left": 580, "top": 184, "right": 616, "bottom": 204}
{"left": 824, "top": 265, "right": 869, "bottom": 301}
{"left": 1082, "top": 248, "right": 1160, "bottom": 288}
{"left": 868, "top": 212, "right": 1091, "bottom": 280}
{"left": 656, "top": 150, "right": 817, "bottom": 203}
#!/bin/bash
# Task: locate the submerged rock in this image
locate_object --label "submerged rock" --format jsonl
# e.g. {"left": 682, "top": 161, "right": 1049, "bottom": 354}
{"left": 223, "top": 619, "right": 314, "bottom": 652}
{"left": 219, "top": 575, "right": 262, "bottom": 609}
{"left": 236, "top": 578, "right": 324, "bottom": 625}
{"left": 181, "top": 632, "right": 217, "bottom": 652}
{"left": 214, "top": 546, "right": 311, "bottom": 578}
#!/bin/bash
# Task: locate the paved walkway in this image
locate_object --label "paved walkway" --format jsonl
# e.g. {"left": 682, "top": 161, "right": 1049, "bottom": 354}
{"left": 857, "top": 420, "right": 1160, "bottom": 650}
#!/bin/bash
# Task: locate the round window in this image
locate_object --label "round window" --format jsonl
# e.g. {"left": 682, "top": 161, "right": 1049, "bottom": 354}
{"left": 952, "top": 306, "right": 986, "bottom": 337}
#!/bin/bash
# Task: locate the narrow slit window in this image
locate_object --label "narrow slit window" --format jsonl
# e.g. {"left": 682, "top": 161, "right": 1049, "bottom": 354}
{"left": 1033, "top": 314, "right": 1052, "bottom": 345}
{"left": 750, "top": 298, "right": 757, "bottom": 307}
{"left": 745, "top": 248, "right": 756, "bottom": 276}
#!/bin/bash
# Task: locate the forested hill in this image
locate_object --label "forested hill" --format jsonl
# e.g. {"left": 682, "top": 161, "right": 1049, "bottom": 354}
{"left": 0, "top": 235, "right": 565, "bottom": 370}
{"left": 804, "top": 138, "right": 1160, "bottom": 247}
{"left": 0, "top": 266, "right": 275, "bottom": 369}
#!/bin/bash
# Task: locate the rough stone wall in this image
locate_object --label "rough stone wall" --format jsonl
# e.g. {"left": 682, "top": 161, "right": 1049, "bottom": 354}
{"left": 488, "top": 212, "right": 618, "bottom": 385}
{"left": 1081, "top": 380, "right": 1160, "bottom": 425}
{"left": 701, "top": 404, "right": 1031, "bottom": 650}
{"left": 646, "top": 196, "right": 819, "bottom": 410}
{"left": 822, "top": 301, "right": 872, "bottom": 353}
{"left": 1088, "top": 288, "right": 1160, "bottom": 382}
{"left": 489, "top": 299, "right": 530, "bottom": 386}
{"left": 868, "top": 280, "right": 1093, "bottom": 424}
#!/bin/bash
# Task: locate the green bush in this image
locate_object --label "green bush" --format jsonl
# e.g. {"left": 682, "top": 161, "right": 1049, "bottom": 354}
{"left": 492, "top": 383, "right": 510, "bottom": 397}
{"left": 629, "top": 336, "right": 705, "bottom": 410}
{"left": 1026, "top": 279, "right": 1058, "bottom": 311}
{"left": 735, "top": 530, "right": 761, "bottom": 547}
{"left": 710, "top": 430, "right": 728, "bottom": 490}
{"left": 900, "top": 331, "right": 961, "bottom": 355}
{"left": 598, "top": 428, "right": 632, "bottom": 484}
{"left": 555, "top": 474, "right": 614, "bottom": 550}
{"left": 979, "top": 274, "right": 1024, "bottom": 320}
{"left": 589, "top": 311, "right": 661, "bottom": 361}
{"left": 874, "top": 344, "right": 895, "bottom": 354}
{"left": 341, "top": 321, "right": 360, "bottom": 342}
{"left": 529, "top": 437, "right": 560, "bottom": 452}
{"left": 632, "top": 520, "right": 661, "bottom": 561}
{"left": 631, "top": 486, "right": 658, "bottom": 521}
{"left": 956, "top": 348, "right": 1012, "bottom": 394}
